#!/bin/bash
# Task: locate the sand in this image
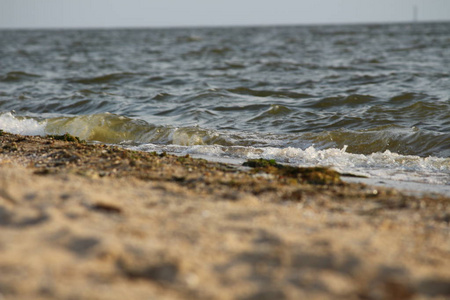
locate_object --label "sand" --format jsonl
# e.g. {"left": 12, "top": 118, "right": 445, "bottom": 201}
{"left": 0, "top": 132, "right": 449, "bottom": 300}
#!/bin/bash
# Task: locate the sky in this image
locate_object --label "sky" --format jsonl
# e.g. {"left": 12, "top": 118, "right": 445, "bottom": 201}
{"left": 1, "top": 0, "right": 449, "bottom": 29}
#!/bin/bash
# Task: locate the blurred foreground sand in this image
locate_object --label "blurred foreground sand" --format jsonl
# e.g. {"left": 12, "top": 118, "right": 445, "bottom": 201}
{"left": 0, "top": 132, "right": 449, "bottom": 299}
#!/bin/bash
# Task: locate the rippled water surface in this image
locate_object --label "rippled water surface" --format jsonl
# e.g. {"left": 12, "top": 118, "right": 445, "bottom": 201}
{"left": 1, "top": 23, "right": 449, "bottom": 187}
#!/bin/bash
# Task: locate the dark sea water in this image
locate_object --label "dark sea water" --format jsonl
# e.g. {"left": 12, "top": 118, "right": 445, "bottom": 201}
{"left": 1, "top": 23, "right": 449, "bottom": 190}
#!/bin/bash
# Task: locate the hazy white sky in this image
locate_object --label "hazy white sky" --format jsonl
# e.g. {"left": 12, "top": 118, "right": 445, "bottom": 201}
{"left": 1, "top": 0, "right": 449, "bottom": 29}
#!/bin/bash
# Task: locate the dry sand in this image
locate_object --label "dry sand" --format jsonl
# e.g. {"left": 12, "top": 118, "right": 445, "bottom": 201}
{"left": 0, "top": 132, "right": 449, "bottom": 300}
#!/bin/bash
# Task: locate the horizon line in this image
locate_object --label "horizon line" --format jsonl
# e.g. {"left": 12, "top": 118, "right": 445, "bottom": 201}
{"left": 1, "top": 19, "right": 449, "bottom": 31}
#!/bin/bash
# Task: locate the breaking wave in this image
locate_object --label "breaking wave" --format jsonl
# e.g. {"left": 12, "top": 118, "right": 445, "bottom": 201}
{"left": 1, "top": 112, "right": 449, "bottom": 186}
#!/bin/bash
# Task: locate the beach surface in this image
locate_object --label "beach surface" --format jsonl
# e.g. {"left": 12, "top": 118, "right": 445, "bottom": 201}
{"left": 0, "top": 132, "right": 449, "bottom": 300}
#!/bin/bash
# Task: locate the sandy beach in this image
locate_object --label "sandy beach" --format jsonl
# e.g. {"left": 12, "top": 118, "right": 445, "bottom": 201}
{"left": 0, "top": 131, "right": 449, "bottom": 300}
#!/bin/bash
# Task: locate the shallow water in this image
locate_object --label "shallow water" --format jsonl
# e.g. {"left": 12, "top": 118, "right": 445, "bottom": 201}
{"left": 1, "top": 23, "right": 449, "bottom": 190}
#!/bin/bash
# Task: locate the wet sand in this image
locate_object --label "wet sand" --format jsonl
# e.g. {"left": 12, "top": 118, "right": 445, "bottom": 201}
{"left": 0, "top": 132, "right": 449, "bottom": 300}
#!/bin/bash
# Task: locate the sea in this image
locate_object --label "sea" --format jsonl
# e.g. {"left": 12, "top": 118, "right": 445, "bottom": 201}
{"left": 1, "top": 23, "right": 449, "bottom": 195}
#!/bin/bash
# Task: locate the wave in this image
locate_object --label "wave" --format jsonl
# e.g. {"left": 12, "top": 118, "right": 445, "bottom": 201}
{"left": 0, "top": 112, "right": 233, "bottom": 146}
{"left": 183, "top": 46, "right": 233, "bottom": 58}
{"left": 306, "top": 94, "right": 377, "bottom": 109}
{"left": 1, "top": 112, "right": 448, "bottom": 157}
{"left": 69, "top": 72, "right": 144, "bottom": 85}
{"left": 0, "top": 112, "right": 46, "bottom": 136}
{"left": 0, "top": 71, "right": 41, "bottom": 82}
{"left": 302, "top": 126, "right": 450, "bottom": 157}
{"left": 247, "top": 104, "right": 292, "bottom": 122}
{"left": 1, "top": 112, "right": 449, "bottom": 186}
{"left": 227, "top": 87, "right": 312, "bottom": 99}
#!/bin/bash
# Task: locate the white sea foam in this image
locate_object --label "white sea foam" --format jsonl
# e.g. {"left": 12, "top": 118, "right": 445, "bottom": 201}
{"left": 132, "top": 143, "right": 450, "bottom": 187}
{"left": 0, "top": 112, "right": 47, "bottom": 136}
{"left": 251, "top": 146, "right": 450, "bottom": 185}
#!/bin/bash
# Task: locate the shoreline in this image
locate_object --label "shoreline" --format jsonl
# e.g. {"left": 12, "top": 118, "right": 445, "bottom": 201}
{"left": 167, "top": 152, "right": 450, "bottom": 198}
{"left": 1, "top": 132, "right": 449, "bottom": 299}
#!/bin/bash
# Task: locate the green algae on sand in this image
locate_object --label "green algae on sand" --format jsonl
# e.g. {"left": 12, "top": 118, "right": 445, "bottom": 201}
{"left": 47, "top": 133, "right": 85, "bottom": 144}
{"left": 243, "top": 158, "right": 341, "bottom": 185}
